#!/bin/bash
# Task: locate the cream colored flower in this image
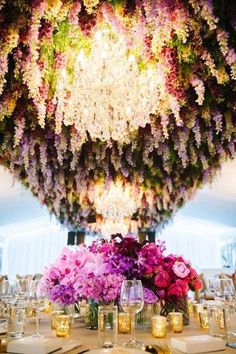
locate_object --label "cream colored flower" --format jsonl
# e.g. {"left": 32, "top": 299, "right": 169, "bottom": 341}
{"left": 46, "top": 0, "right": 62, "bottom": 17}
{"left": 83, "top": 0, "right": 100, "bottom": 13}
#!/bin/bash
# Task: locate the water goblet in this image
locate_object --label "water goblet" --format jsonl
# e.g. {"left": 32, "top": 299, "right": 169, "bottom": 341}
{"left": 30, "top": 280, "right": 46, "bottom": 338}
{"left": 0, "top": 280, "right": 15, "bottom": 317}
{"left": 13, "top": 279, "right": 30, "bottom": 301}
{"left": 120, "top": 279, "right": 144, "bottom": 348}
{"left": 213, "top": 279, "right": 235, "bottom": 302}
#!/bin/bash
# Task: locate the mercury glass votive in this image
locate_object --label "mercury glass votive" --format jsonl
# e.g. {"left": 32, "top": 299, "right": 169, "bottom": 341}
{"left": 199, "top": 310, "right": 209, "bottom": 330}
{"left": 55, "top": 315, "right": 72, "bottom": 337}
{"left": 193, "top": 303, "right": 203, "bottom": 320}
{"left": 187, "top": 300, "right": 194, "bottom": 315}
{"left": 118, "top": 312, "right": 131, "bottom": 334}
{"left": 151, "top": 315, "right": 167, "bottom": 338}
{"left": 51, "top": 310, "right": 65, "bottom": 330}
{"left": 169, "top": 312, "right": 183, "bottom": 333}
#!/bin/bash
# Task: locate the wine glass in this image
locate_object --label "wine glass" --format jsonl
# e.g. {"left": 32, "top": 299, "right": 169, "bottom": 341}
{"left": 0, "top": 280, "right": 15, "bottom": 317}
{"left": 213, "top": 279, "right": 235, "bottom": 302}
{"left": 14, "top": 279, "right": 31, "bottom": 302}
{"left": 120, "top": 279, "right": 144, "bottom": 348}
{"left": 30, "top": 280, "right": 46, "bottom": 338}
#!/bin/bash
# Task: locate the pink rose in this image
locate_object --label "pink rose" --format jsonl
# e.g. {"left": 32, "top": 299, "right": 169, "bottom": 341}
{"left": 173, "top": 261, "right": 190, "bottom": 278}
{"left": 161, "top": 255, "right": 176, "bottom": 271}
{"left": 188, "top": 267, "right": 198, "bottom": 279}
{"left": 144, "top": 265, "right": 154, "bottom": 277}
{"left": 167, "top": 283, "right": 183, "bottom": 301}
{"left": 175, "top": 279, "right": 188, "bottom": 296}
{"left": 154, "top": 270, "right": 171, "bottom": 288}
{"left": 153, "top": 265, "right": 162, "bottom": 274}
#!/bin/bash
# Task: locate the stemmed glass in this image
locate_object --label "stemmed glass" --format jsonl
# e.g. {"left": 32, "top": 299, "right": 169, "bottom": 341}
{"left": 120, "top": 279, "right": 144, "bottom": 348}
{"left": 0, "top": 280, "right": 15, "bottom": 317}
{"left": 14, "top": 279, "right": 31, "bottom": 301}
{"left": 30, "top": 280, "right": 46, "bottom": 338}
{"left": 212, "top": 279, "right": 235, "bottom": 302}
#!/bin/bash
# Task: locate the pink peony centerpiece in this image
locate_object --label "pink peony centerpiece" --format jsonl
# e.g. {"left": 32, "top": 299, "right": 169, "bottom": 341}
{"left": 40, "top": 234, "right": 202, "bottom": 325}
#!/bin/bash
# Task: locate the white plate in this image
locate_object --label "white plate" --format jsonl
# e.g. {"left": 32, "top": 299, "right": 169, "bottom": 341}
{"left": 89, "top": 347, "right": 147, "bottom": 354}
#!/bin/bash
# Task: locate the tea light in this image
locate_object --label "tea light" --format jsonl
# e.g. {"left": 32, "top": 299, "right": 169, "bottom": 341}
{"left": 151, "top": 315, "right": 167, "bottom": 338}
{"left": 51, "top": 310, "right": 65, "bottom": 330}
{"left": 55, "top": 315, "right": 72, "bottom": 337}
{"left": 169, "top": 312, "right": 183, "bottom": 333}
{"left": 118, "top": 313, "right": 131, "bottom": 334}
{"left": 199, "top": 310, "right": 209, "bottom": 330}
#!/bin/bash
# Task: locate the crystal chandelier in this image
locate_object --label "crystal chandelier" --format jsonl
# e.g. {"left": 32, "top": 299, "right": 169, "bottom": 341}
{"left": 55, "top": 26, "right": 163, "bottom": 143}
{"left": 94, "top": 181, "right": 137, "bottom": 222}
{"left": 100, "top": 220, "right": 129, "bottom": 239}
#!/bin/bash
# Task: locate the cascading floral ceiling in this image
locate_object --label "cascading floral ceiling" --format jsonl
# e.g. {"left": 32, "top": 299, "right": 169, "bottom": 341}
{"left": 0, "top": 0, "right": 236, "bottom": 231}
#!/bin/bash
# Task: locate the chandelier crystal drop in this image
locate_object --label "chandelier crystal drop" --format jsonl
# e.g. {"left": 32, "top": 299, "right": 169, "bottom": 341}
{"left": 55, "top": 27, "right": 162, "bottom": 143}
{"left": 94, "top": 181, "right": 137, "bottom": 222}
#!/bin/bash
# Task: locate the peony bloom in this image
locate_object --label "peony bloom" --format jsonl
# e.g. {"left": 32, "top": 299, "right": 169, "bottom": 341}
{"left": 167, "top": 283, "right": 183, "bottom": 302}
{"left": 143, "top": 265, "right": 154, "bottom": 277}
{"left": 154, "top": 269, "right": 171, "bottom": 288}
{"left": 175, "top": 279, "right": 189, "bottom": 296}
{"left": 173, "top": 261, "right": 190, "bottom": 278}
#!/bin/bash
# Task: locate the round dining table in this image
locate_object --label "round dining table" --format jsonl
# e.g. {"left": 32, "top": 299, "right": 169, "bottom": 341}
{"left": 0, "top": 315, "right": 235, "bottom": 354}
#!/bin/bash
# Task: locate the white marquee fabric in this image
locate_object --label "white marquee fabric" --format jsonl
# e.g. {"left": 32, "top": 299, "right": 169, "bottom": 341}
{"left": 0, "top": 214, "right": 235, "bottom": 279}
{"left": 158, "top": 215, "right": 236, "bottom": 271}
{"left": 0, "top": 217, "right": 67, "bottom": 279}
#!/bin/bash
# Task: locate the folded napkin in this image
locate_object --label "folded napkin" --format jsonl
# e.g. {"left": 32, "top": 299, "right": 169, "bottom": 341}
{"left": 7, "top": 337, "right": 82, "bottom": 354}
{"left": 170, "top": 335, "right": 225, "bottom": 353}
{"left": 7, "top": 337, "right": 62, "bottom": 354}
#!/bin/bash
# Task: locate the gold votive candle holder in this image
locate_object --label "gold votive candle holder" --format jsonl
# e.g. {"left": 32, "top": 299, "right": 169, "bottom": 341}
{"left": 118, "top": 313, "right": 131, "bottom": 334}
{"left": 51, "top": 310, "right": 65, "bottom": 330}
{"left": 151, "top": 315, "right": 167, "bottom": 338}
{"left": 168, "top": 312, "right": 183, "bottom": 333}
{"left": 187, "top": 300, "right": 193, "bottom": 314}
{"left": 199, "top": 310, "right": 209, "bottom": 330}
{"left": 44, "top": 300, "right": 53, "bottom": 314}
{"left": 55, "top": 315, "right": 72, "bottom": 337}
{"left": 193, "top": 303, "right": 203, "bottom": 320}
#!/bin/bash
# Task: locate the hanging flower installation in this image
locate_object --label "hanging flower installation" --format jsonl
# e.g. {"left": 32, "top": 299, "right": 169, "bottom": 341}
{"left": 0, "top": 0, "right": 236, "bottom": 231}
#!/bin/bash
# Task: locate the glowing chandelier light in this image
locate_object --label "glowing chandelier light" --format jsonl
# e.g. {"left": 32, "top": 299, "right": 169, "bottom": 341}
{"left": 55, "top": 26, "right": 165, "bottom": 143}
{"left": 100, "top": 221, "right": 129, "bottom": 239}
{"left": 94, "top": 181, "right": 137, "bottom": 222}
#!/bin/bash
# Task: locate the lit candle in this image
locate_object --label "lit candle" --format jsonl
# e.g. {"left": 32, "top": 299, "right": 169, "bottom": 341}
{"left": 168, "top": 312, "right": 183, "bottom": 333}
{"left": 151, "top": 315, "right": 167, "bottom": 338}
{"left": 55, "top": 315, "right": 72, "bottom": 337}
{"left": 118, "top": 313, "right": 131, "bottom": 334}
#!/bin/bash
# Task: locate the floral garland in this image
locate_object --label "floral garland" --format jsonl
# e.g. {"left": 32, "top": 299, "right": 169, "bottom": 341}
{"left": 0, "top": 0, "right": 236, "bottom": 231}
